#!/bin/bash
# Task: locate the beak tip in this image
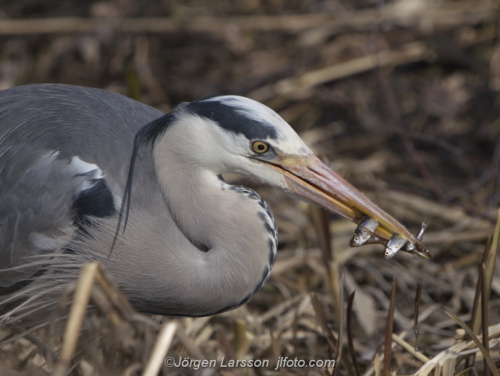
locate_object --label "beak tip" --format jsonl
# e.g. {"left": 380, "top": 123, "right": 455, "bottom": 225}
{"left": 418, "top": 250, "right": 433, "bottom": 259}
{"left": 414, "top": 242, "right": 433, "bottom": 259}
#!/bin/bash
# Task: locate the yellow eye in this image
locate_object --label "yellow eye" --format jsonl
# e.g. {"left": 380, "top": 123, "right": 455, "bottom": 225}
{"left": 252, "top": 141, "right": 270, "bottom": 154}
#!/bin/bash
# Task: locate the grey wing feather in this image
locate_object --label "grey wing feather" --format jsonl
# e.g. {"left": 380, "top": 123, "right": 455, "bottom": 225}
{"left": 0, "top": 84, "right": 163, "bottom": 289}
{"left": 0, "top": 149, "right": 90, "bottom": 286}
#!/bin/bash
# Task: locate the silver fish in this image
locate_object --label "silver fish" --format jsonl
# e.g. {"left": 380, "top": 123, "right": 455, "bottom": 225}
{"left": 384, "top": 233, "right": 407, "bottom": 259}
{"left": 350, "top": 217, "right": 379, "bottom": 247}
{"left": 405, "top": 219, "right": 430, "bottom": 253}
{"left": 417, "top": 218, "right": 430, "bottom": 241}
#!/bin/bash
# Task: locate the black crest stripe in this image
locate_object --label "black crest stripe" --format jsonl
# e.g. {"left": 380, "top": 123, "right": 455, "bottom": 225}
{"left": 187, "top": 100, "right": 278, "bottom": 140}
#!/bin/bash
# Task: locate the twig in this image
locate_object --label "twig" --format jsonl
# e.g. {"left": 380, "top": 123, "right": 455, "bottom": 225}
{"left": 391, "top": 333, "right": 430, "bottom": 363}
{"left": 414, "top": 284, "right": 422, "bottom": 346}
{"left": 53, "top": 263, "right": 99, "bottom": 376}
{"left": 414, "top": 323, "right": 500, "bottom": 376}
{"left": 382, "top": 277, "right": 396, "bottom": 376}
{"left": 0, "top": 2, "right": 496, "bottom": 35}
{"left": 270, "top": 330, "right": 287, "bottom": 376}
{"left": 445, "top": 312, "right": 500, "bottom": 376}
{"left": 346, "top": 291, "right": 361, "bottom": 376}
{"left": 333, "top": 274, "right": 345, "bottom": 376}
{"left": 174, "top": 326, "right": 208, "bottom": 360}
{"left": 142, "top": 322, "right": 178, "bottom": 376}
{"left": 249, "top": 42, "right": 428, "bottom": 101}
{"left": 487, "top": 139, "right": 500, "bottom": 206}
{"left": 480, "top": 264, "right": 491, "bottom": 376}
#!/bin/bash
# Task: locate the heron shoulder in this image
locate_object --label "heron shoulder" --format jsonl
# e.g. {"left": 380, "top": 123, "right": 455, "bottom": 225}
{"left": 0, "top": 151, "right": 116, "bottom": 290}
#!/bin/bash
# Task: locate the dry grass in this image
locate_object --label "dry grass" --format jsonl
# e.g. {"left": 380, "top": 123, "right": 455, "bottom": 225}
{"left": 0, "top": 0, "right": 500, "bottom": 374}
{"left": 1, "top": 213, "right": 499, "bottom": 375}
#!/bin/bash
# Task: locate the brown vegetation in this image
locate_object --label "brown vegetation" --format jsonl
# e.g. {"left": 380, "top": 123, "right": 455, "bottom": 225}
{"left": 0, "top": 0, "right": 499, "bottom": 374}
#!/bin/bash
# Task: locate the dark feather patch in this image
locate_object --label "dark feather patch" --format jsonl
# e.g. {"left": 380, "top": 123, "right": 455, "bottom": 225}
{"left": 258, "top": 212, "right": 276, "bottom": 239}
{"left": 140, "top": 112, "right": 178, "bottom": 145}
{"left": 73, "top": 179, "right": 116, "bottom": 225}
{"left": 187, "top": 100, "right": 278, "bottom": 140}
{"left": 268, "top": 239, "right": 276, "bottom": 265}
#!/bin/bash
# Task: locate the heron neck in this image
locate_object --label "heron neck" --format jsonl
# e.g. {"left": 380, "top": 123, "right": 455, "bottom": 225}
{"left": 151, "top": 145, "right": 277, "bottom": 315}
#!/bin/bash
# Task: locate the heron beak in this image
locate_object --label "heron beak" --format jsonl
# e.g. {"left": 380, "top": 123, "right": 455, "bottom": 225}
{"left": 265, "top": 155, "right": 431, "bottom": 259}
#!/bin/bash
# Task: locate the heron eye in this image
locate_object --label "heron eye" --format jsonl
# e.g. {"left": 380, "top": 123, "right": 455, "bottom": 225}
{"left": 252, "top": 141, "right": 270, "bottom": 154}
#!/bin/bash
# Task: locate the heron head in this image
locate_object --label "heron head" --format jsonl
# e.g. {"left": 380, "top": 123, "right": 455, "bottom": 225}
{"left": 139, "top": 95, "right": 431, "bottom": 259}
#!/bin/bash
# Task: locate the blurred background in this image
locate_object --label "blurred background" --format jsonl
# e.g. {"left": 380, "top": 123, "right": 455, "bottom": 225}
{"left": 0, "top": 0, "right": 499, "bottom": 375}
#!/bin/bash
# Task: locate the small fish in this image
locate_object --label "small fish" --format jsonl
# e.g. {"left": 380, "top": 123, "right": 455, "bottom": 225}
{"left": 384, "top": 234, "right": 407, "bottom": 259}
{"left": 405, "top": 242, "right": 416, "bottom": 252}
{"left": 416, "top": 218, "right": 430, "bottom": 241}
{"left": 350, "top": 217, "right": 379, "bottom": 247}
{"left": 405, "top": 219, "right": 430, "bottom": 253}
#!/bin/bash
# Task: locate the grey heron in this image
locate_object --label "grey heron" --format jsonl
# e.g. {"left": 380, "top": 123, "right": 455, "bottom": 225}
{"left": 0, "top": 84, "right": 430, "bottom": 319}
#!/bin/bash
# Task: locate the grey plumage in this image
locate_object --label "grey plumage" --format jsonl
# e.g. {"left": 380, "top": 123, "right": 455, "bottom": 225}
{"left": 0, "top": 84, "right": 430, "bottom": 322}
{"left": 0, "top": 85, "right": 278, "bottom": 318}
{"left": 0, "top": 85, "right": 159, "bottom": 284}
